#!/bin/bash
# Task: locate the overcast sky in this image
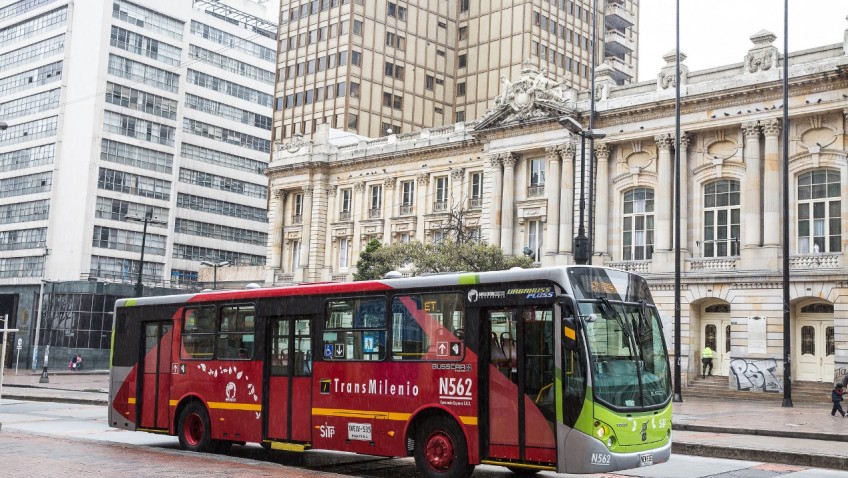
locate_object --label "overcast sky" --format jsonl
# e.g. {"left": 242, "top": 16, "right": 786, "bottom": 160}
{"left": 637, "top": 1, "right": 847, "bottom": 82}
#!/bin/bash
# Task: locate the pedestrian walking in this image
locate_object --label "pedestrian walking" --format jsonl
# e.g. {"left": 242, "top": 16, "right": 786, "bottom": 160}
{"left": 832, "top": 383, "right": 845, "bottom": 417}
{"left": 701, "top": 346, "right": 714, "bottom": 378}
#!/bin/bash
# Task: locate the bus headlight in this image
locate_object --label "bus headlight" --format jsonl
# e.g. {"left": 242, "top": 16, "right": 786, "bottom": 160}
{"left": 593, "top": 420, "right": 617, "bottom": 448}
{"left": 595, "top": 425, "right": 607, "bottom": 439}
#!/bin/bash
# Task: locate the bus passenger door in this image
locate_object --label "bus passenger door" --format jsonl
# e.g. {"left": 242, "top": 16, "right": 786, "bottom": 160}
{"left": 484, "top": 307, "right": 557, "bottom": 464}
{"left": 139, "top": 321, "right": 173, "bottom": 430}
{"left": 265, "top": 317, "right": 313, "bottom": 442}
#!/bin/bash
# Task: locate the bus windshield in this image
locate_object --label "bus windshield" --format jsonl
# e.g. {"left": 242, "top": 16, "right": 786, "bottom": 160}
{"left": 579, "top": 299, "right": 671, "bottom": 410}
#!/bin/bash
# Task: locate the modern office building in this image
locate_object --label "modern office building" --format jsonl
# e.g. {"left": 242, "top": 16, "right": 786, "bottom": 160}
{"left": 267, "top": 25, "right": 848, "bottom": 389}
{"left": 0, "top": 0, "right": 277, "bottom": 370}
{"left": 274, "top": 0, "right": 638, "bottom": 140}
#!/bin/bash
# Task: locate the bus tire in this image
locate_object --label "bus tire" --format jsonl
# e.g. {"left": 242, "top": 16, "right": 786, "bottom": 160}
{"left": 178, "top": 401, "right": 214, "bottom": 453}
{"left": 414, "top": 416, "right": 475, "bottom": 478}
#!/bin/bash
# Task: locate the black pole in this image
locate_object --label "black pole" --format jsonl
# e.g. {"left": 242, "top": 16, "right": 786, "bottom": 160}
{"left": 574, "top": 132, "right": 589, "bottom": 264}
{"left": 781, "top": 0, "right": 792, "bottom": 408}
{"left": 213, "top": 265, "right": 218, "bottom": 290}
{"left": 587, "top": 0, "right": 597, "bottom": 261}
{"left": 672, "top": 0, "right": 682, "bottom": 402}
{"left": 135, "top": 210, "right": 151, "bottom": 298}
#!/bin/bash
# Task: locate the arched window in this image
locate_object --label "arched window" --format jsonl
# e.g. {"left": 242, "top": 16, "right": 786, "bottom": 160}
{"left": 797, "top": 170, "right": 841, "bottom": 253}
{"left": 703, "top": 179, "right": 740, "bottom": 258}
{"left": 622, "top": 187, "right": 654, "bottom": 260}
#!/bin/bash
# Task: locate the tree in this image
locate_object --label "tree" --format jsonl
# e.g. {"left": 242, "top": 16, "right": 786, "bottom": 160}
{"left": 353, "top": 240, "right": 534, "bottom": 281}
{"left": 351, "top": 239, "right": 385, "bottom": 281}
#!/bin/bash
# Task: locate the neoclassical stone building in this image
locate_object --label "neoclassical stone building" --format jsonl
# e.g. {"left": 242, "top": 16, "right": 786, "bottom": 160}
{"left": 266, "top": 25, "right": 848, "bottom": 388}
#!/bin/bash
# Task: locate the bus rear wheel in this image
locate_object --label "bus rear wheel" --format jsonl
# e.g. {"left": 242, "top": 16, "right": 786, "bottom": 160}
{"left": 414, "top": 416, "right": 475, "bottom": 478}
{"left": 178, "top": 402, "right": 214, "bottom": 453}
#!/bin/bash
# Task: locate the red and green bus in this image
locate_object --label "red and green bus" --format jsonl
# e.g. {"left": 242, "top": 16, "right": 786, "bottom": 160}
{"left": 109, "top": 266, "right": 672, "bottom": 477}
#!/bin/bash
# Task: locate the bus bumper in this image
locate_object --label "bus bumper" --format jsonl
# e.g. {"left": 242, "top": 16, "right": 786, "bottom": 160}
{"left": 558, "top": 427, "right": 671, "bottom": 474}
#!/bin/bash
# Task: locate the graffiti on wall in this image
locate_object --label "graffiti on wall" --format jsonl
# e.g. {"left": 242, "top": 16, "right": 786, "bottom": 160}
{"left": 835, "top": 366, "right": 848, "bottom": 387}
{"left": 730, "top": 358, "right": 782, "bottom": 392}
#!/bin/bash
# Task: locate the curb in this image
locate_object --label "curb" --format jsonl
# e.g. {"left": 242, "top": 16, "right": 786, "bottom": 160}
{"left": 673, "top": 442, "right": 848, "bottom": 471}
{"left": 0, "top": 393, "right": 108, "bottom": 406}
{"left": 674, "top": 423, "right": 848, "bottom": 443}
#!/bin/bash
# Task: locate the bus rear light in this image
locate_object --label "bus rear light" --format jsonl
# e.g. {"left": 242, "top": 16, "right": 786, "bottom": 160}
{"left": 387, "top": 431, "right": 395, "bottom": 437}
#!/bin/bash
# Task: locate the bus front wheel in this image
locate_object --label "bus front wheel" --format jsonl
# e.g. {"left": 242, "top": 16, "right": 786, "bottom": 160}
{"left": 414, "top": 416, "right": 475, "bottom": 478}
{"left": 178, "top": 402, "right": 214, "bottom": 453}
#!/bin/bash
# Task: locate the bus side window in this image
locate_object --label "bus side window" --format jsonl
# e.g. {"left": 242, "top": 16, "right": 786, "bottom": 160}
{"left": 217, "top": 305, "right": 255, "bottom": 360}
{"left": 181, "top": 306, "right": 215, "bottom": 360}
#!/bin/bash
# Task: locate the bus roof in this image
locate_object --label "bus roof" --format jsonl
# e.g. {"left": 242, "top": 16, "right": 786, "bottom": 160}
{"left": 114, "top": 265, "right": 632, "bottom": 309}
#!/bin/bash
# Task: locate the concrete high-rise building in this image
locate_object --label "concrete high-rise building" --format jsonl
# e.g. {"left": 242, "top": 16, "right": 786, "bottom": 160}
{"left": 0, "top": 0, "right": 277, "bottom": 370}
{"left": 274, "top": 0, "right": 638, "bottom": 140}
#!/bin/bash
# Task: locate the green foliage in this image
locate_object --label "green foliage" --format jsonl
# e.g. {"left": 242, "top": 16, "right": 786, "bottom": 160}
{"left": 353, "top": 239, "right": 535, "bottom": 280}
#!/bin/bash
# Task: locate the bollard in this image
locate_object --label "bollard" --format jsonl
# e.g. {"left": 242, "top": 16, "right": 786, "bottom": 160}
{"left": 39, "top": 344, "right": 49, "bottom": 383}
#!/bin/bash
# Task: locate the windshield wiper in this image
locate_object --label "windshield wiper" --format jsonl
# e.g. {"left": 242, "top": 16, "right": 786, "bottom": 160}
{"left": 597, "top": 296, "right": 635, "bottom": 358}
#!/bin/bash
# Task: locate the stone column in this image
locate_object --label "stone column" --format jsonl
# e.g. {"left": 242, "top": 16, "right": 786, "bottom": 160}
{"left": 269, "top": 189, "right": 286, "bottom": 271}
{"left": 500, "top": 152, "right": 516, "bottom": 255}
{"left": 325, "top": 186, "right": 336, "bottom": 272}
{"left": 762, "top": 119, "right": 780, "bottom": 246}
{"left": 488, "top": 154, "right": 503, "bottom": 248}
{"left": 451, "top": 168, "right": 464, "bottom": 208}
{"left": 679, "top": 133, "right": 690, "bottom": 253}
{"left": 545, "top": 146, "right": 561, "bottom": 257}
{"left": 299, "top": 185, "right": 313, "bottom": 269}
{"left": 383, "top": 177, "right": 395, "bottom": 244}
{"left": 351, "top": 181, "right": 366, "bottom": 261}
{"left": 594, "top": 143, "right": 610, "bottom": 260}
{"left": 308, "top": 175, "right": 329, "bottom": 282}
{"left": 655, "top": 134, "right": 674, "bottom": 252}
{"left": 416, "top": 173, "right": 429, "bottom": 242}
{"left": 742, "top": 121, "right": 762, "bottom": 248}
{"left": 559, "top": 142, "right": 575, "bottom": 255}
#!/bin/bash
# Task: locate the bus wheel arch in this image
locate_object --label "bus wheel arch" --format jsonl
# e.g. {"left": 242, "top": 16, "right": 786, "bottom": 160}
{"left": 408, "top": 409, "right": 475, "bottom": 478}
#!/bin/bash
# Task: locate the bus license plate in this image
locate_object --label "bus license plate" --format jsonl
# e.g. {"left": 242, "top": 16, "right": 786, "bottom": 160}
{"left": 639, "top": 453, "right": 653, "bottom": 466}
{"left": 348, "top": 422, "right": 372, "bottom": 441}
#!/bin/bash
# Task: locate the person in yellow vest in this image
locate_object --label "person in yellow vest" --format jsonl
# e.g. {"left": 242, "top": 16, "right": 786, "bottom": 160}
{"left": 701, "top": 346, "right": 714, "bottom": 378}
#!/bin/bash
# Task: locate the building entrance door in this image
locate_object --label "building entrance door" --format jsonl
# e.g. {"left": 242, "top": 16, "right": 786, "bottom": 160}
{"left": 702, "top": 317, "right": 730, "bottom": 376}
{"left": 796, "top": 317, "right": 834, "bottom": 382}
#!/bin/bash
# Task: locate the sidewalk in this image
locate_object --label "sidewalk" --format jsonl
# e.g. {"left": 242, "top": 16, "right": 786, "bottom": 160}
{"left": 1, "top": 371, "right": 846, "bottom": 470}
{"left": 0, "top": 369, "right": 109, "bottom": 406}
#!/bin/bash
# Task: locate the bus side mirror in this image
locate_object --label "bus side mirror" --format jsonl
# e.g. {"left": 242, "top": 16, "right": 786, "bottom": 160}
{"left": 562, "top": 317, "right": 578, "bottom": 351}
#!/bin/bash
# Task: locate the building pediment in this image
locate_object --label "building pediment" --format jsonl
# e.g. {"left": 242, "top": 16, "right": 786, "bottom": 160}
{"left": 476, "top": 60, "right": 576, "bottom": 130}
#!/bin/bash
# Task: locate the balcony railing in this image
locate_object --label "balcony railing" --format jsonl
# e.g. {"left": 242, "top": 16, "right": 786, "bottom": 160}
{"left": 527, "top": 184, "right": 545, "bottom": 197}
{"left": 291, "top": 214, "right": 302, "bottom": 224}
{"left": 468, "top": 197, "right": 483, "bottom": 209}
{"left": 338, "top": 211, "right": 351, "bottom": 222}
{"left": 605, "top": 2, "right": 635, "bottom": 29}
{"left": 606, "top": 261, "right": 650, "bottom": 273}
{"left": 790, "top": 253, "right": 841, "bottom": 269}
{"left": 688, "top": 257, "right": 738, "bottom": 271}
{"left": 368, "top": 208, "right": 382, "bottom": 219}
{"left": 433, "top": 200, "right": 448, "bottom": 212}
{"left": 400, "top": 204, "right": 414, "bottom": 215}
{"left": 605, "top": 29, "right": 634, "bottom": 56}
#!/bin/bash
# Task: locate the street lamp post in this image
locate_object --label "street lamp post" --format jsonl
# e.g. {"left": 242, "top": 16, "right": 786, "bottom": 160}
{"left": 558, "top": 116, "right": 606, "bottom": 264}
{"left": 126, "top": 210, "right": 167, "bottom": 297}
{"left": 201, "top": 261, "right": 231, "bottom": 289}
